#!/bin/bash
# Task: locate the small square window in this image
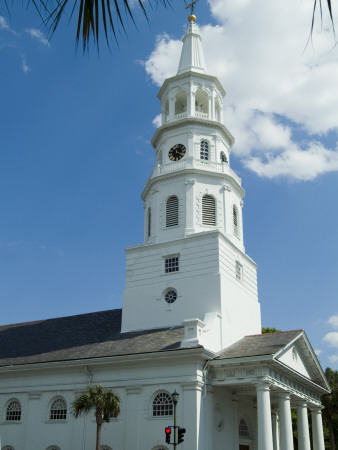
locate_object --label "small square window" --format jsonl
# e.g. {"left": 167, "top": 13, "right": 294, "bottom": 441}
{"left": 236, "top": 262, "right": 242, "bottom": 281}
{"left": 165, "top": 256, "right": 179, "bottom": 273}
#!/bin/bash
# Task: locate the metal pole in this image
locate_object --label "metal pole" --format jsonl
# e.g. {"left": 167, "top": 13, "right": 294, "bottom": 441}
{"left": 173, "top": 401, "right": 177, "bottom": 450}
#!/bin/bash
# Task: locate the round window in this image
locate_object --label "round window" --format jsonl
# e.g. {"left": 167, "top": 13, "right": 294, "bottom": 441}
{"left": 165, "top": 290, "right": 177, "bottom": 304}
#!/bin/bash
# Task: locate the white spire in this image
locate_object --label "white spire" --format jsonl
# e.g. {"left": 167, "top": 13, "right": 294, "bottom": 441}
{"left": 177, "top": 17, "right": 207, "bottom": 75}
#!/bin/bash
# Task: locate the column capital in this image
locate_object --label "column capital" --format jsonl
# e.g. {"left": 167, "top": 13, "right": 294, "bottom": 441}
{"left": 255, "top": 381, "right": 271, "bottom": 392}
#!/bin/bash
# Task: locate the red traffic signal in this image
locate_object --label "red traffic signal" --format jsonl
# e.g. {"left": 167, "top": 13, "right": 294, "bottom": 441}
{"left": 178, "top": 427, "right": 186, "bottom": 443}
{"left": 165, "top": 426, "right": 171, "bottom": 444}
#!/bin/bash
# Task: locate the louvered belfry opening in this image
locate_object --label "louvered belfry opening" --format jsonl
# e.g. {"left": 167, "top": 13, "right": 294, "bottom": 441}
{"left": 202, "top": 195, "right": 216, "bottom": 225}
{"left": 166, "top": 196, "right": 179, "bottom": 227}
{"left": 147, "top": 208, "right": 151, "bottom": 237}
{"left": 233, "top": 205, "right": 239, "bottom": 236}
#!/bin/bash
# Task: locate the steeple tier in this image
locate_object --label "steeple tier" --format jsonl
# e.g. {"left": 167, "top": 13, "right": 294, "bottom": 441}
{"left": 177, "top": 18, "right": 206, "bottom": 75}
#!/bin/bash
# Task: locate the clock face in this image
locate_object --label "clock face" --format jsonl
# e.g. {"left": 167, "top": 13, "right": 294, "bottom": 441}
{"left": 168, "top": 144, "right": 186, "bottom": 161}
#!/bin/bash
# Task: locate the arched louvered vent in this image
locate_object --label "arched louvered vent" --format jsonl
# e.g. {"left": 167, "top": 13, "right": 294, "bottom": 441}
{"left": 147, "top": 208, "right": 151, "bottom": 238}
{"left": 202, "top": 195, "right": 216, "bottom": 226}
{"left": 166, "top": 196, "right": 179, "bottom": 227}
{"left": 233, "top": 205, "right": 239, "bottom": 237}
{"left": 200, "top": 140, "right": 209, "bottom": 160}
{"left": 220, "top": 151, "right": 227, "bottom": 163}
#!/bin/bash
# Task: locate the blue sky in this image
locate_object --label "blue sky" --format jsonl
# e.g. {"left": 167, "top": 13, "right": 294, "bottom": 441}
{"left": 1, "top": 0, "right": 338, "bottom": 370}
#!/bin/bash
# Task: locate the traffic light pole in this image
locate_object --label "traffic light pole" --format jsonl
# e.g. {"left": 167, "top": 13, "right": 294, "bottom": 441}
{"left": 173, "top": 395, "right": 177, "bottom": 449}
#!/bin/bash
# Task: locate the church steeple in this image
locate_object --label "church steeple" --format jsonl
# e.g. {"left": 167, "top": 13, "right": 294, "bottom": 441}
{"left": 121, "top": 14, "right": 261, "bottom": 351}
{"left": 177, "top": 14, "right": 207, "bottom": 75}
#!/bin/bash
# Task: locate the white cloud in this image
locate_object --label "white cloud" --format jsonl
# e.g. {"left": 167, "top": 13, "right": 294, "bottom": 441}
{"left": 143, "top": 0, "right": 338, "bottom": 180}
{"left": 328, "top": 354, "right": 338, "bottom": 364}
{"left": 328, "top": 315, "right": 338, "bottom": 329}
{"left": 323, "top": 332, "right": 338, "bottom": 348}
{"left": 20, "top": 54, "right": 31, "bottom": 73}
{"left": 315, "top": 349, "right": 322, "bottom": 356}
{"left": 0, "top": 16, "right": 18, "bottom": 35}
{"left": 25, "top": 28, "right": 50, "bottom": 47}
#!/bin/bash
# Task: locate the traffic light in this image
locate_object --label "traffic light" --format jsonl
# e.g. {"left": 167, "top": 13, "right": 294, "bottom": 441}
{"left": 178, "top": 427, "right": 186, "bottom": 444}
{"left": 165, "top": 426, "right": 171, "bottom": 444}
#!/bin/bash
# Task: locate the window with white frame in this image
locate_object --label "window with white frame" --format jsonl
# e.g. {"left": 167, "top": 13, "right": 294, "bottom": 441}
{"left": 152, "top": 392, "right": 173, "bottom": 417}
{"left": 165, "top": 256, "right": 179, "bottom": 273}
{"left": 50, "top": 398, "right": 67, "bottom": 420}
{"left": 147, "top": 208, "right": 151, "bottom": 238}
{"left": 233, "top": 204, "right": 239, "bottom": 237}
{"left": 6, "top": 400, "right": 21, "bottom": 421}
{"left": 236, "top": 262, "right": 242, "bottom": 281}
{"left": 200, "top": 140, "right": 209, "bottom": 160}
{"left": 239, "top": 419, "right": 250, "bottom": 438}
{"left": 202, "top": 194, "right": 216, "bottom": 225}
{"left": 166, "top": 196, "right": 179, "bottom": 227}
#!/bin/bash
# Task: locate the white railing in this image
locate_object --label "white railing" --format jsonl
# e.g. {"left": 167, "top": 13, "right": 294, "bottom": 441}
{"left": 145, "top": 159, "right": 241, "bottom": 185}
{"left": 195, "top": 112, "right": 209, "bottom": 120}
{"left": 174, "top": 112, "right": 187, "bottom": 120}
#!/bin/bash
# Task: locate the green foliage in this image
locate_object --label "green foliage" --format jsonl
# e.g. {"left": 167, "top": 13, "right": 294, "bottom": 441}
{"left": 322, "top": 368, "right": 338, "bottom": 449}
{"left": 72, "top": 384, "right": 120, "bottom": 450}
{"left": 261, "top": 327, "right": 281, "bottom": 334}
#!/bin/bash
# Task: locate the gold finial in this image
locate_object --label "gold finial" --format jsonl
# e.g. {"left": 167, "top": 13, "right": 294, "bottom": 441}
{"left": 185, "top": 0, "right": 199, "bottom": 21}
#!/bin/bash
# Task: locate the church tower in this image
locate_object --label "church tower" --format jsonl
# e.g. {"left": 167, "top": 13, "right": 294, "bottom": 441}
{"left": 121, "top": 14, "right": 261, "bottom": 352}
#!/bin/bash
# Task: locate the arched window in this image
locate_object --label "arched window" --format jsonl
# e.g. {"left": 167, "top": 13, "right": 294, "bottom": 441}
{"left": 6, "top": 400, "right": 21, "bottom": 421}
{"left": 195, "top": 90, "right": 209, "bottom": 115}
{"left": 215, "top": 99, "right": 221, "bottom": 121}
{"left": 166, "top": 196, "right": 179, "bottom": 227}
{"left": 101, "top": 447, "right": 112, "bottom": 450}
{"left": 202, "top": 195, "right": 216, "bottom": 226}
{"left": 233, "top": 205, "right": 239, "bottom": 237}
{"left": 50, "top": 398, "right": 67, "bottom": 420}
{"left": 46, "top": 447, "right": 61, "bottom": 450}
{"left": 147, "top": 208, "right": 151, "bottom": 238}
{"left": 220, "top": 151, "right": 227, "bottom": 163}
{"left": 200, "top": 141, "right": 209, "bottom": 160}
{"left": 239, "top": 419, "right": 250, "bottom": 438}
{"left": 3, "top": 447, "right": 15, "bottom": 450}
{"left": 152, "top": 392, "right": 173, "bottom": 416}
{"left": 175, "top": 91, "right": 187, "bottom": 116}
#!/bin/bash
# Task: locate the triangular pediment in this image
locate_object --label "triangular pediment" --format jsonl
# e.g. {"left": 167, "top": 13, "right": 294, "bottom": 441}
{"left": 274, "top": 331, "right": 329, "bottom": 390}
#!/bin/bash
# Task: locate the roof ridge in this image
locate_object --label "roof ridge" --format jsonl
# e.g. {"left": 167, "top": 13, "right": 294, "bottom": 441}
{"left": 0, "top": 308, "right": 122, "bottom": 329}
{"left": 245, "top": 329, "right": 304, "bottom": 337}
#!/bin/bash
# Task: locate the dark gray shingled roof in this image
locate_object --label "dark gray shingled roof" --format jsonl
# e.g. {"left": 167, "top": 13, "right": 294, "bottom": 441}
{"left": 217, "top": 330, "right": 303, "bottom": 360}
{"left": 0, "top": 309, "right": 185, "bottom": 367}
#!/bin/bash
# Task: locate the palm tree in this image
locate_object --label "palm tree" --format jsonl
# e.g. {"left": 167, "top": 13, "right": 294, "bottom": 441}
{"left": 72, "top": 384, "right": 120, "bottom": 450}
{"left": 3, "top": 0, "right": 334, "bottom": 51}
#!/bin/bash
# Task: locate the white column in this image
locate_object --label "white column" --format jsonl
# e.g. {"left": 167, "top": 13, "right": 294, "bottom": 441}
{"left": 311, "top": 406, "right": 325, "bottom": 450}
{"left": 271, "top": 409, "right": 279, "bottom": 450}
{"left": 169, "top": 95, "right": 175, "bottom": 121}
{"left": 278, "top": 392, "right": 294, "bottom": 450}
{"left": 296, "top": 401, "right": 311, "bottom": 450}
{"left": 232, "top": 395, "right": 239, "bottom": 449}
{"left": 256, "top": 383, "right": 274, "bottom": 450}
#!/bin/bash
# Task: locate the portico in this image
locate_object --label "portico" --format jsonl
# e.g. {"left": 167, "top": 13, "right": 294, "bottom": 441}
{"left": 208, "top": 330, "right": 329, "bottom": 450}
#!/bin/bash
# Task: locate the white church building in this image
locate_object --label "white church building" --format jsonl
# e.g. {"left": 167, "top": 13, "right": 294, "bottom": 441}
{"left": 0, "top": 13, "right": 330, "bottom": 450}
